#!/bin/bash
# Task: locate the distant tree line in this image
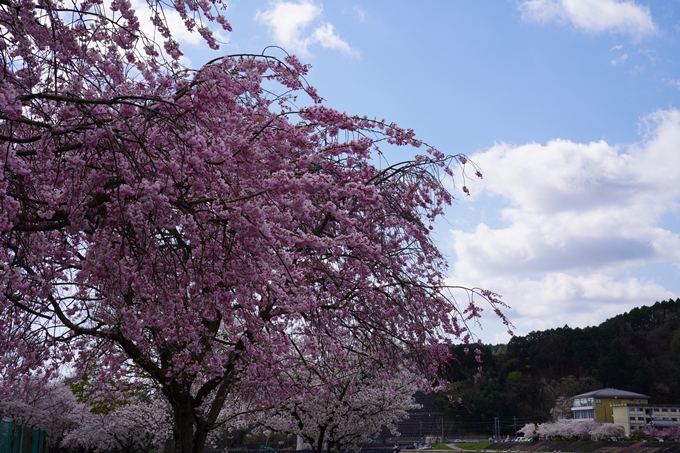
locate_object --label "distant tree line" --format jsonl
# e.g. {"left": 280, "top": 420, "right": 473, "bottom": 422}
{"left": 437, "top": 299, "right": 680, "bottom": 433}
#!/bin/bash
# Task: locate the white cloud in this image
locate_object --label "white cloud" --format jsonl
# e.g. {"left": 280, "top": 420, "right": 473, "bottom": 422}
{"left": 255, "top": 1, "right": 357, "bottom": 57}
{"left": 450, "top": 109, "right": 680, "bottom": 342}
{"left": 630, "top": 64, "right": 646, "bottom": 75}
{"left": 469, "top": 272, "right": 673, "bottom": 344}
{"left": 311, "top": 23, "right": 355, "bottom": 54}
{"left": 255, "top": 0, "right": 321, "bottom": 54}
{"left": 611, "top": 53, "right": 628, "bottom": 65}
{"left": 666, "top": 78, "right": 680, "bottom": 89}
{"left": 519, "top": 0, "right": 657, "bottom": 38}
{"left": 353, "top": 6, "right": 366, "bottom": 22}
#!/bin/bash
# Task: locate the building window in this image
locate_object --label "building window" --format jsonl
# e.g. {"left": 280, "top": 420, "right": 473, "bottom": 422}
{"left": 672, "top": 409, "right": 677, "bottom": 413}
{"left": 573, "top": 398, "right": 594, "bottom": 408}
{"left": 574, "top": 410, "right": 595, "bottom": 420}
{"left": 596, "top": 399, "right": 602, "bottom": 404}
{"left": 662, "top": 409, "right": 668, "bottom": 412}
{"left": 638, "top": 417, "right": 645, "bottom": 421}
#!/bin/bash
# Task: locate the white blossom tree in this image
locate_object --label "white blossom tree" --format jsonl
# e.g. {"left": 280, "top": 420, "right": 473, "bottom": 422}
{"left": 252, "top": 349, "right": 423, "bottom": 453}
{"left": 62, "top": 399, "right": 172, "bottom": 453}
{"left": 518, "top": 423, "right": 537, "bottom": 439}
{"left": 522, "top": 419, "right": 623, "bottom": 440}
{"left": 0, "top": 380, "right": 87, "bottom": 445}
{"left": 589, "top": 422, "right": 624, "bottom": 440}
{"left": 550, "top": 396, "right": 573, "bottom": 421}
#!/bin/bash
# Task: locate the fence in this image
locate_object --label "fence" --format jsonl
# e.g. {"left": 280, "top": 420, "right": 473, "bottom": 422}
{"left": 0, "top": 419, "right": 47, "bottom": 453}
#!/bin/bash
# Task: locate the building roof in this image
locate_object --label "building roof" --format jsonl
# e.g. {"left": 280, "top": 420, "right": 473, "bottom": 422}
{"left": 571, "top": 388, "right": 651, "bottom": 400}
{"left": 649, "top": 420, "right": 679, "bottom": 428}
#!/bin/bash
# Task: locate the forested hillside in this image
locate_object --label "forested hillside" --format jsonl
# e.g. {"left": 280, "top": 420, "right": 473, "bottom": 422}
{"left": 439, "top": 299, "right": 680, "bottom": 429}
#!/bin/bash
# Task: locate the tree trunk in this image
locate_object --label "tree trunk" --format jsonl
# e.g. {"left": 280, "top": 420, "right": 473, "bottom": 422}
{"left": 312, "top": 427, "right": 327, "bottom": 453}
{"left": 192, "top": 419, "right": 209, "bottom": 453}
{"left": 168, "top": 385, "right": 225, "bottom": 453}
{"left": 162, "top": 350, "right": 237, "bottom": 453}
{"left": 172, "top": 398, "right": 200, "bottom": 453}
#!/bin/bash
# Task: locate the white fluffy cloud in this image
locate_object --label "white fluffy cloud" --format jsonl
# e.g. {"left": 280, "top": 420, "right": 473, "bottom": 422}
{"left": 519, "top": 0, "right": 657, "bottom": 37}
{"left": 450, "top": 109, "right": 680, "bottom": 343}
{"left": 255, "top": 1, "right": 356, "bottom": 57}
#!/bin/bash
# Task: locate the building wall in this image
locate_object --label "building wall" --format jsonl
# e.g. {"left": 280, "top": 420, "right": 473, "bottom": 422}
{"left": 612, "top": 404, "right": 680, "bottom": 436}
{"left": 573, "top": 396, "right": 649, "bottom": 423}
{"left": 597, "top": 397, "right": 649, "bottom": 423}
{"left": 612, "top": 406, "right": 633, "bottom": 435}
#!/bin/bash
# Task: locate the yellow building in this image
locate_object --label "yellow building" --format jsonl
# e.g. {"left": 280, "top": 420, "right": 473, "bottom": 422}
{"left": 571, "top": 388, "right": 650, "bottom": 423}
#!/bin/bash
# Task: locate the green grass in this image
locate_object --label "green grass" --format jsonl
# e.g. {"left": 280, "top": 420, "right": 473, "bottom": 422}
{"left": 455, "top": 442, "right": 494, "bottom": 450}
{"left": 433, "top": 444, "right": 454, "bottom": 450}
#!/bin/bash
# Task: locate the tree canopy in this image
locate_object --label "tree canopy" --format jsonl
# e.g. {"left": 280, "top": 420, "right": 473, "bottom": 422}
{"left": 0, "top": 1, "right": 506, "bottom": 452}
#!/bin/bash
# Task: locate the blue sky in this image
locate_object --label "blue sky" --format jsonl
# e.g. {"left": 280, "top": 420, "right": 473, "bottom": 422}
{"left": 171, "top": 0, "right": 680, "bottom": 344}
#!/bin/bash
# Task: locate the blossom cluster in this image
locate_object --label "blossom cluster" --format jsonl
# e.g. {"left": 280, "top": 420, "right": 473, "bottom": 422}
{"left": 248, "top": 347, "right": 424, "bottom": 453}
{"left": 0, "top": 380, "right": 171, "bottom": 452}
{"left": 519, "top": 419, "right": 624, "bottom": 441}
{"left": 644, "top": 425, "right": 680, "bottom": 441}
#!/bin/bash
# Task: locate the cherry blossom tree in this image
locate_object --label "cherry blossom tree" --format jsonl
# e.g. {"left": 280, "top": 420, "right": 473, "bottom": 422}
{"left": 589, "top": 422, "right": 624, "bottom": 441}
{"left": 518, "top": 423, "right": 537, "bottom": 439}
{"left": 62, "top": 399, "right": 172, "bottom": 453}
{"left": 252, "top": 346, "right": 423, "bottom": 453}
{"left": 1, "top": 376, "right": 171, "bottom": 453}
{"left": 645, "top": 425, "right": 680, "bottom": 441}
{"left": 0, "top": 0, "right": 509, "bottom": 452}
{"left": 550, "top": 396, "right": 573, "bottom": 421}
{"left": 0, "top": 379, "right": 87, "bottom": 446}
{"left": 523, "top": 420, "right": 623, "bottom": 440}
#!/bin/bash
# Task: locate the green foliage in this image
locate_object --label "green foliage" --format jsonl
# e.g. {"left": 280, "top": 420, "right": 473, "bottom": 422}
{"left": 629, "top": 429, "right": 648, "bottom": 441}
{"left": 455, "top": 442, "right": 493, "bottom": 450}
{"left": 440, "top": 354, "right": 508, "bottom": 424}
{"left": 68, "top": 370, "right": 153, "bottom": 415}
{"left": 69, "top": 373, "right": 127, "bottom": 415}
{"left": 505, "top": 371, "right": 525, "bottom": 394}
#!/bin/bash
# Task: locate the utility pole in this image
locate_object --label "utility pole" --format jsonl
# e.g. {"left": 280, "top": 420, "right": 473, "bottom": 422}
{"left": 494, "top": 416, "right": 500, "bottom": 441}
{"left": 441, "top": 415, "right": 444, "bottom": 443}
